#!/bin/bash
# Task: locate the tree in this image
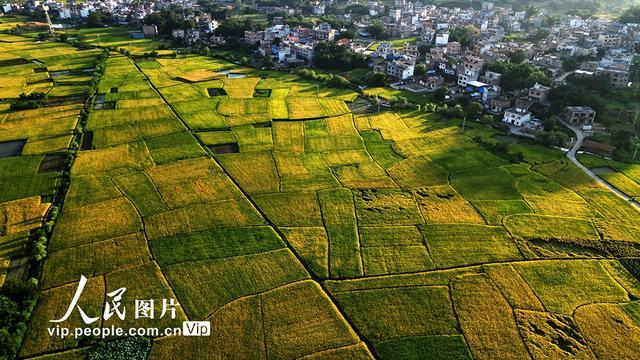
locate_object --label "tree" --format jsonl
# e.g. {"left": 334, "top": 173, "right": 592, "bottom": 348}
{"left": 214, "top": 16, "right": 256, "bottom": 37}
{"left": 366, "top": 21, "right": 390, "bottom": 40}
{"left": 414, "top": 63, "right": 427, "bottom": 76}
{"left": 562, "top": 57, "right": 580, "bottom": 71}
{"left": 466, "top": 102, "right": 484, "bottom": 120}
{"left": 368, "top": 72, "right": 389, "bottom": 87}
{"left": 144, "top": 6, "right": 200, "bottom": 36}
{"left": 339, "top": 29, "right": 356, "bottom": 40}
{"left": 488, "top": 61, "right": 551, "bottom": 91}
{"left": 313, "top": 42, "right": 365, "bottom": 70}
{"left": 263, "top": 55, "right": 274, "bottom": 69}
{"left": 525, "top": 5, "right": 539, "bottom": 19}
{"left": 509, "top": 50, "right": 526, "bottom": 64}
{"left": 536, "top": 131, "right": 569, "bottom": 147}
{"left": 86, "top": 10, "right": 114, "bottom": 27}
{"left": 449, "top": 25, "right": 478, "bottom": 49}
{"left": 620, "top": 6, "right": 640, "bottom": 24}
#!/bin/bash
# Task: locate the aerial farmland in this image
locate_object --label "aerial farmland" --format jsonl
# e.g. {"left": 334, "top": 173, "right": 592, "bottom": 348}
{"left": 1, "top": 17, "right": 640, "bottom": 360}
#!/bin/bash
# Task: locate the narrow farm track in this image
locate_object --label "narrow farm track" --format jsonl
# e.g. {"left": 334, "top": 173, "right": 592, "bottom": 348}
{"left": 130, "top": 58, "right": 380, "bottom": 358}
{"left": 563, "top": 120, "right": 640, "bottom": 210}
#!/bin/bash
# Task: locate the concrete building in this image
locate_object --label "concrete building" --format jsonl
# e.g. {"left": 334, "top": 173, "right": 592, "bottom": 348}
{"left": 457, "top": 68, "right": 479, "bottom": 87}
{"left": 502, "top": 108, "right": 532, "bottom": 126}
{"left": 294, "top": 43, "right": 314, "bottom": 62}
{"left": 435, "top": 32, "right": 449, "bottom": 47}
{"left": 142, "top": 24, "right": 157, "bottom": 37}
{"left": 387, "top": 60, "right": 415, "bottom": 80}
{"left": 528, "top": 83, "right": 550, "bottom": 103}
{"left": 565, "top": 106, "right": 596, "bottom": 126}
{"left": 312, "top": 23, "right": 336, "bottom": 41}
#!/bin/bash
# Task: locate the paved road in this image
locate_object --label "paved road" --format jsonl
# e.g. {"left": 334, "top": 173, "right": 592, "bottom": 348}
{"left": 562, "top": 120, "right": 640, "bottom": 210}
{"left": 555, "top": 70, "right": 575, "bottom": 84}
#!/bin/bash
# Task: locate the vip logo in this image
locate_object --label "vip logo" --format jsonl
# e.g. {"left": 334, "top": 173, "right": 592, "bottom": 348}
{"left": 182, "top": 321, "right": 211, "bottom": 336}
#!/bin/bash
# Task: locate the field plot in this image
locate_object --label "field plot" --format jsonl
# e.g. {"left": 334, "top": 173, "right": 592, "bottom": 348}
{"left": 420, "top": 224, "right": 521, "bottom": 268}
{"left": 514, "top": 260, "right": 628, "bottom": 314}
{"left": 15, "top": 46, "right": 640, "bottom": 360}
{"left": 451, "top": 274, "right": 530, "bottom": 360}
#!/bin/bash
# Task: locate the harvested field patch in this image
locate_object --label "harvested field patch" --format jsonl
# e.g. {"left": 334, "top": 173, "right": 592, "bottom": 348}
{"left": 413, "top": 186, "right": 485, "bottom": 224}
{"left": 515, "top": 309, "right": 595, "bottom": 360}
{"left": 0, "top": 139, "right": 26, "bottom": 158}
{"left": 210, "top": 143, "right": 239, "bottom": 154}
{"left": 354, "top": 189, "right": 422, "bottom": 225}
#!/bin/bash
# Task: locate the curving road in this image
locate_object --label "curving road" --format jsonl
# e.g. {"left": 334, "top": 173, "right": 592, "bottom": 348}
{"left": 562, "top": 120, "right": 640, "bottom": 210}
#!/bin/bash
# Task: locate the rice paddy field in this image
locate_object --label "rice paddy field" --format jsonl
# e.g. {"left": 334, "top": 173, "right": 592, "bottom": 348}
{"left": 3, "top": 35, "right": 640, "bottom": 359}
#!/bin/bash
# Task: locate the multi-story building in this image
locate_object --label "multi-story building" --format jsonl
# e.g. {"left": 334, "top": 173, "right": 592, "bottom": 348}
{"left": 565, "top": 106, "right": 596, "bottom": 126}
{"left": 311, "top": 23, "right": 336, "bottom": 41}
{"left": 502, "top": 108, "right": 532, "bottom": 126}
{"left": 528, "top": 83, "right": 550, "bottom": 103}
{"left": 387, "top": 60, "right": 415, "bottom": 80}
{"left": 457, "top": 68, "right": 479, "bottom": 87}
{"left": 294, "top": 43, "right": 314, "bottom": 62}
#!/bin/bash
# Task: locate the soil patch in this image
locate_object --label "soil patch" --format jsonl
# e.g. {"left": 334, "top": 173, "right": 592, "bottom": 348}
{"left": 210, "top": 143, "right": 240, "bottom": 154}
{"left": 38, "top": 154, "right": 66, "bottom": 173}
{"left": 0, "top": 139, "right": 26, "bottom": 158}
{"left": 81, "top": 131, "right": 93, "bottom": 150}
{"left": 207, "top": 88, "right": 227, "bottom": 97}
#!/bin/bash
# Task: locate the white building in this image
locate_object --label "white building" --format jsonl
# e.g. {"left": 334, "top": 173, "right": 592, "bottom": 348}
{"left": 58, "top": 9, "right": 71, "bottom": 19}
{"left": 457, "top": 68, "right": 479, "bottom": 87}
{"left": 502, "top": 108, "right": 532, "bottom": 127}
{"left": 294, "top": 43, "right": 314, "bottom": 61}
{"left": 435, "top": 32, "right": 449, "bottom": 47}
{"left": 387, "top": 60, "right": 415, "bottom": 80}
{"left": 389, "top": 9, "right": 401, "bottom": 22}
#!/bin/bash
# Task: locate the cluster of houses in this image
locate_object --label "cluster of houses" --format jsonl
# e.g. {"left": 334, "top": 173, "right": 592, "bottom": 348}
{"left": 243, "top": 20, "right": 343, "bottom": 65}
{"left": 4, "top": 0, "right": 638, "bottom": 131}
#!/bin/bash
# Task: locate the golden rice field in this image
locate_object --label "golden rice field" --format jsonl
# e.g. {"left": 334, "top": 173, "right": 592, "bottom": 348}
{"left": 1, "top": 34, "right": 640, "bottom": 359}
